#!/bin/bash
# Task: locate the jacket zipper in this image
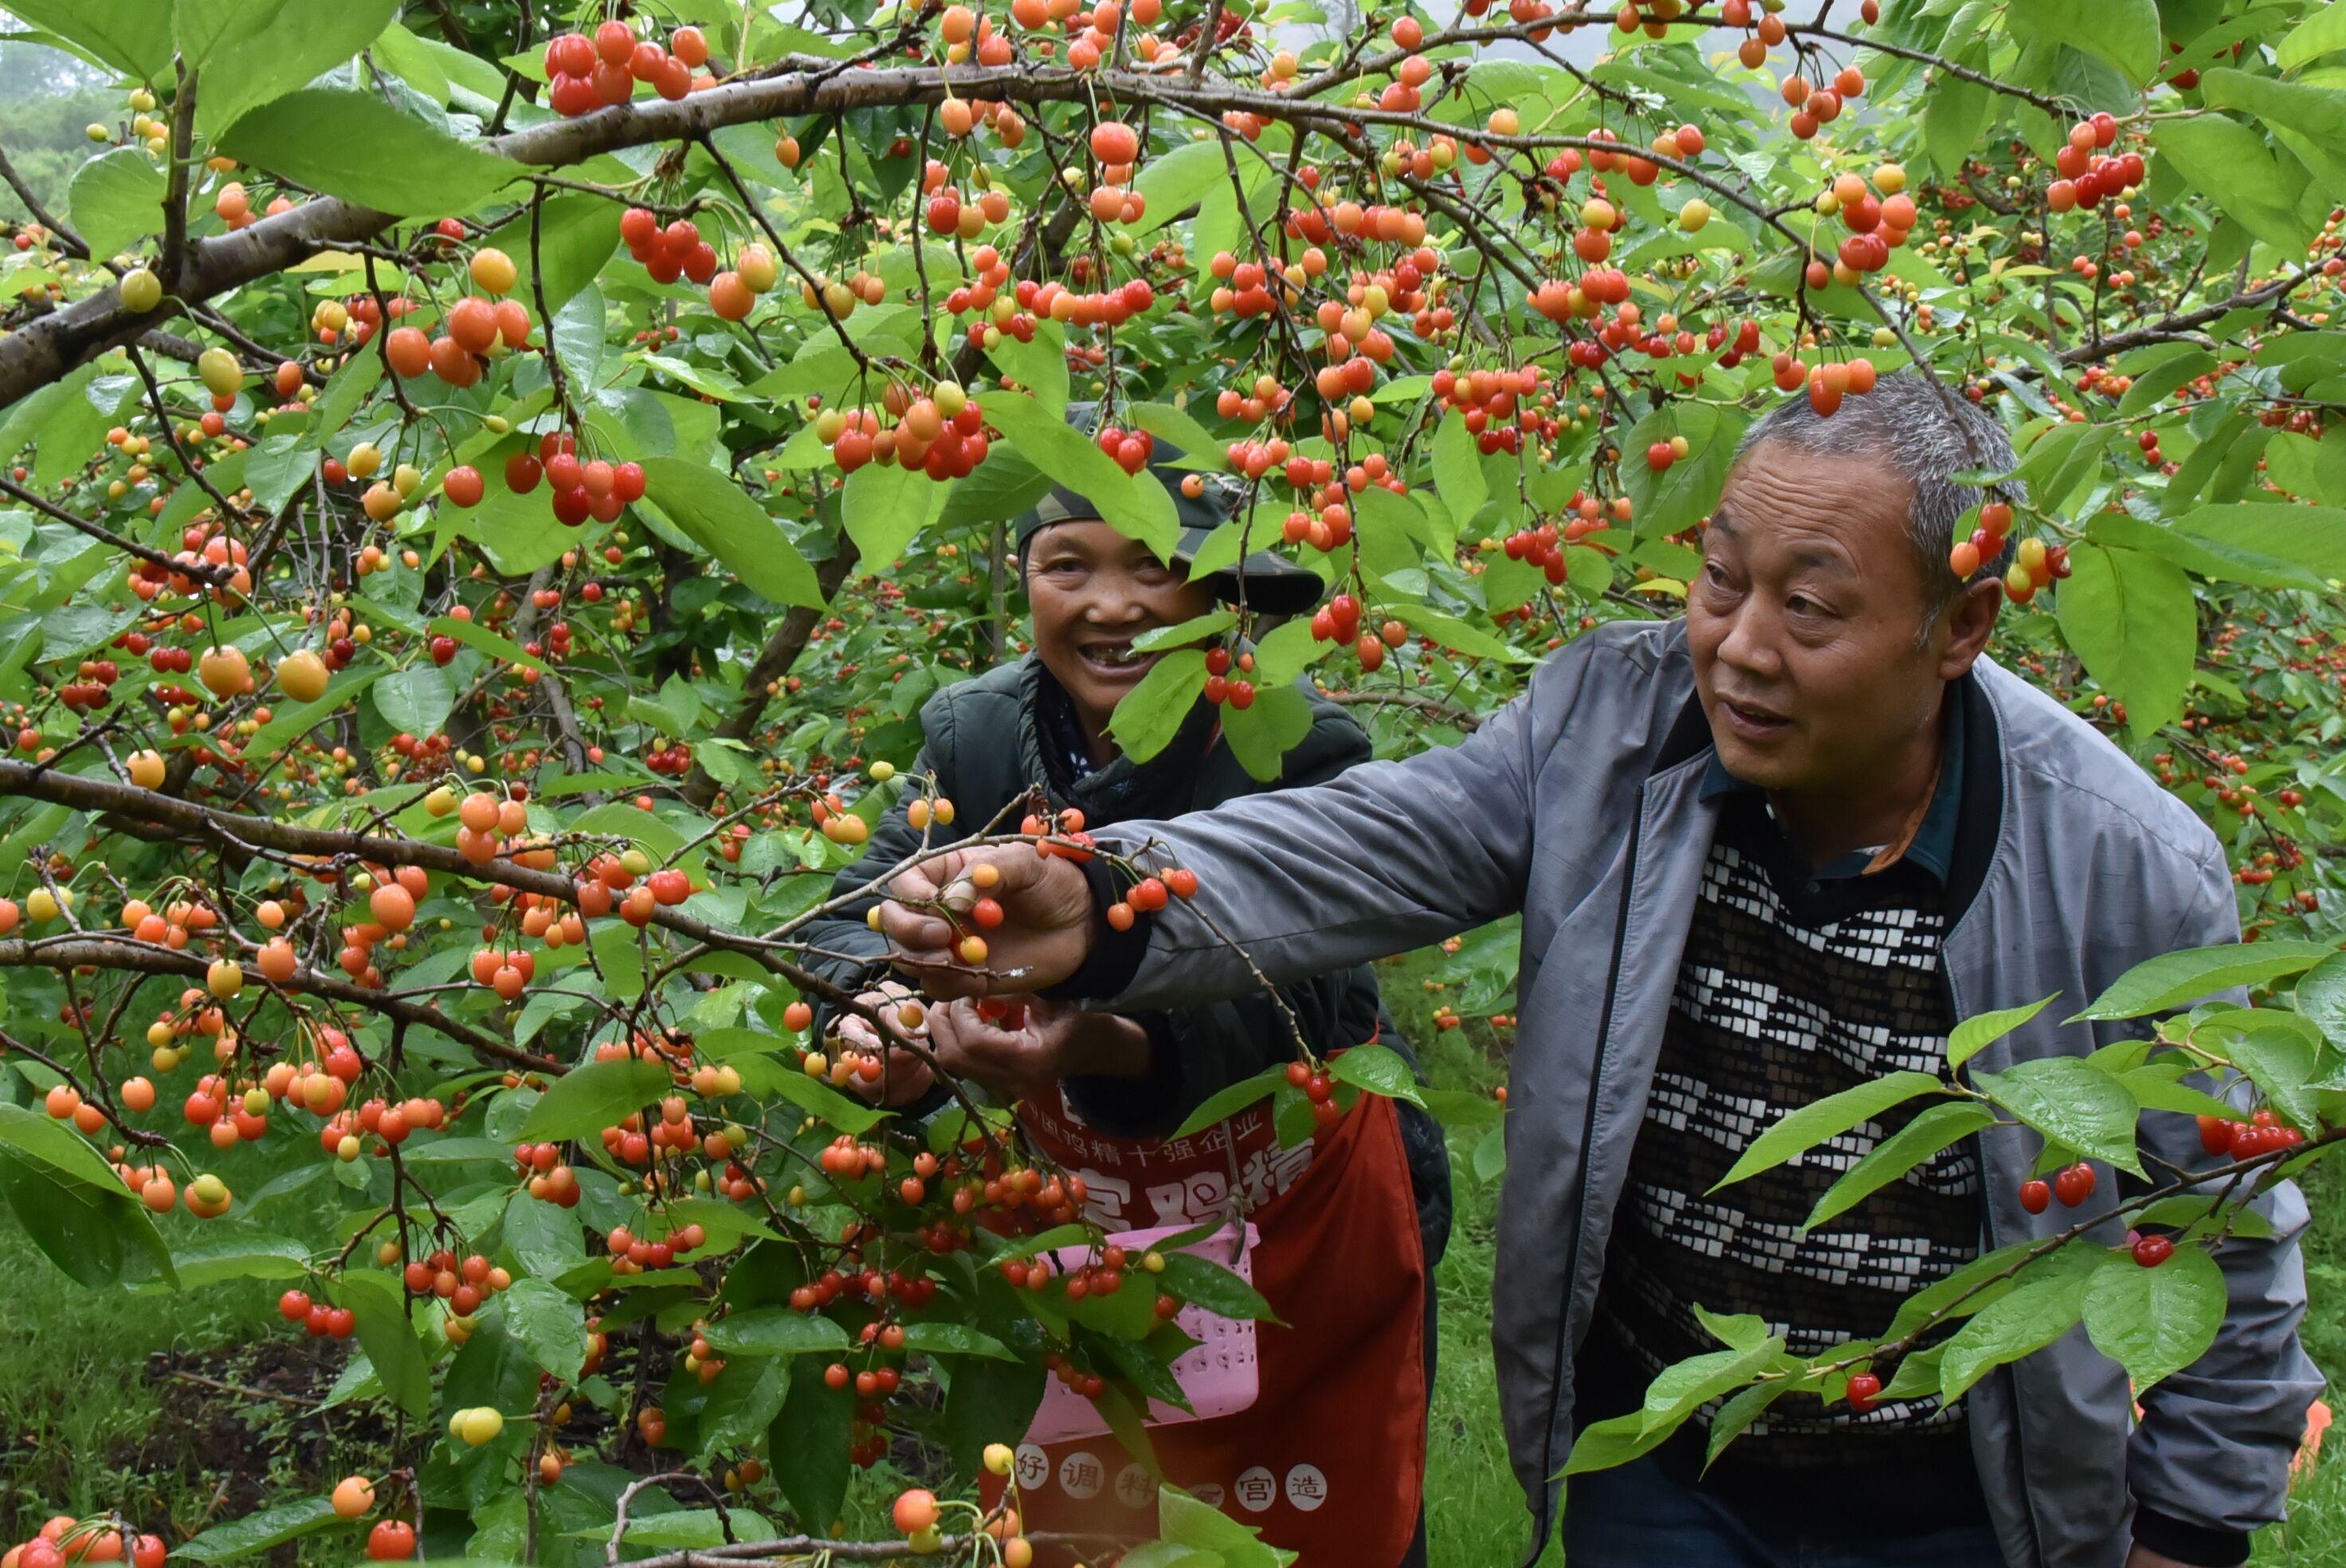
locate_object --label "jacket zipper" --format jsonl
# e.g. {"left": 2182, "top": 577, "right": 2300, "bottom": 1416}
{"left": 1538, "top": 786, "right": 1646, "bottom": 1515}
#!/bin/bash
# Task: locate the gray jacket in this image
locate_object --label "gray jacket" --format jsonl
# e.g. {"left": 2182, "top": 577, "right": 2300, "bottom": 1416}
{"left": 1072, "top": 619, "right": 2318, "bottom": 1567}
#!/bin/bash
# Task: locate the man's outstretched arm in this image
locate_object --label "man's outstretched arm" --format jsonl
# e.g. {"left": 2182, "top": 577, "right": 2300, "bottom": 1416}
{"left": 878, "top": 633, "right": 1587, "bottom": 1006}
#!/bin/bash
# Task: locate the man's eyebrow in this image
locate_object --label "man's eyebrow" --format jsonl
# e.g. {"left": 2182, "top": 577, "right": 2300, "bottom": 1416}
{"left": 1706, "top": 506, "right": 1735, "bottom": 536}
{"left": 1787, "top": 543, "right": 1854, "bottom": 574}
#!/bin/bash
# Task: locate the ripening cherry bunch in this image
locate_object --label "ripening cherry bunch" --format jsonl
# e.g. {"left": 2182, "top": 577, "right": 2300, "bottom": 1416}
{"left": 602, "top": 1220, "right": 708, "bottom": 1275}
{"left": 1434, "top": 364, "right": 1555, "bottom": 457}
{"left": 2048, "top": 114, "right": 2146, "bottom": 213}
{"left": 501, "top": 430, "right": 647, "bottom": 527}
{"left": 379, "top": 249, "right": 533, "bottom": 394}
{"left": 1947, "top": 500, "right": 2072, "bottom": 604}
{"left": 922, "top": 159, "right": 1016, "bottom": 238}
{"left": 1003, "top": 0, "right": 1171, "bottom": 69}
{"left": 1095, "top": 424, "right": 1156, "bottom": 476}
{"left": 2, "top": 1517, "right": 170, "bottom": 1568}
{"left": 2199, "top": 1108, "right": 2306, "bottom": 1161}
{"left": 1308, "top": 594, "right": 1410, "bottom": 673}
{"left": 541, "top": 21, "right": 711, "bottom": 116}
{"left": 810, "top": 378, "right": 991, "bottom": 480}
{"left": 943, "top": 243, "right": 1043, "bottom": 348}
{"left": 617, "top": 208, "right": 718, "bottom": 287}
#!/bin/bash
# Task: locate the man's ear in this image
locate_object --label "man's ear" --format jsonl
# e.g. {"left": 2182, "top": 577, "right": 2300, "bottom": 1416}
{"left": 1935, "top": 577, "right": 2003, "bottom": 680}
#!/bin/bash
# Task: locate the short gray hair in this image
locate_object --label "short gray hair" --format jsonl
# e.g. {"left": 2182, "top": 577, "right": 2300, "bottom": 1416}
{"left": 1732, "top": 369, "right": 2024, "bottom": 610}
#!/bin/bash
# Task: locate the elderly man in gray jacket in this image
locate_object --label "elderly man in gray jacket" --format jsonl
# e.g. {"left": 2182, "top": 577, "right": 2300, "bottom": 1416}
{"left": 875, "top": 371, "right": 2320, "bottom": 1568}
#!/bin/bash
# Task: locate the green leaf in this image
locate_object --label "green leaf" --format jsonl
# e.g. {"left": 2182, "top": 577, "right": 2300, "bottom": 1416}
{"left": 2152, "top": 116, "right": 2311, "bottom": 255}
{"left": 2170, "top": 503, "right": 2346, "bottom": 579}
{"left": 1133, "top": 609, "right": 1237, "bottom": 653}
{"left": 770, "top": 1358, "right": 853, "bottom": 1534}
{"left": 328, "top": 1270, "right": 430, "bottom": 1417}
{"left": 2053, "top": 542, "right": 2195, "bottom": 735}
{"left": 1635, "top": 1344, "right": 1778, "bottom": 1434}
{"left": 899, "top": 1322, "right": 1015, "bottom": 1359}
{"left": 2082, "top": 1245, "right": 2224, "bottom": 1390}
{"left": 1704, "top": 1379, "right": 1792, "bottom": 1470}
{"left": 2007, "top": 0, "right": 2160, "bottom": 84}
{"left": 518, "top": 1056, "right": 672, "bottom": 1142}
{"left": 1430, "top": 411, "right": 1487, "bottom": 526}
{"left": 638, "top": 457, "right": 823, "bottom": 610}
{"left": 1130, "top": 139, "right": 1230, "bottom": 237}
{"left": 0, "top": 1103, "right": 177, "bottom": 1285}
{"left": 2209, "top": 1017, "right": 2321, "bottom": 1132}
{"left": 244, "top": 434, "right": 320, "bottom": 513}
{"left": 2277, "top": 3, "right": 2346, "bottom": 69}
{"left": 1937, "top": 1265, "right": 2092, "bottom": 1401}
{"left": 2116, "top": 345, "right": 2218, "bottom": 417}
{"left": 473, "top": 195, "right": 621, "bottom": 318}
{"left": 1805, "top": 1102, "right": 1999, "bottom": 1230}
{"left": 701, "top": 1307, "right": 850, "bottom": 1356}
{"left": 0, "top": 0, "right": 174, "bottom": 78}
{"left": 760, "top": 1066, "right": 891, "bottom": 1137}
{"left": 175, "top": 1499, "right": 343, "bottom": 1563}
{"left": 503, "top": 1188, "right": 587, "bottom": 1280}
{"left": 1157, "top": 1252, "right": 1279, "bottom": 1324}
{"left": 371, "top": 664, "right": 455, "bottom": 736}
{"left": 496, "top": 1276, "right": 590, "bottom": 1379}
{"left": 1971, "top": 1057, "right": 2144, "bottom": 1174}
{"left": 1387, "top": 603, "right": 1530, "bottom": 664}
{"left": 1949, "top": 996, "right": 2058, "bottom": 1071}
{"left": 1560, "top": 1404, "right": 1691, "bottom": 1476}
{"left": 2266, "top": 431, "right": 2346, "bottom": 509}
{"left": 2201, "top": 69, "right": 2346, "bottom": 172}
{"left": 216, "top": 89, "right": 525, "bottom": 216}
{"left": 2071, "top": 940, "right": 2338, "bottom": 1020}
{"left": 983, "top": 317, "right": 1070, "bottom": 414}
{"left": 841, "top": 461, "right": 945, "bottom": 569}
{"left": 551, "top": 285, "right": 606, "bottom": 395}
{"left": 0, "top": 1154, "right": 151, "bottom": 1288}
{"left": 159, "top": 1234, "right": 312, "bottom": 1289}
{"left": 697, "top": 1359, "right": 794, "bottom": 1458}
{"left": 2293, "top": 953, "right": 2346, "bottom": 1043}
{"left": 1622, "top": 402, "right": 1745, "bottom": 539}
{"left": 1106, "top": 649, "right": 1206, "bottom": 763}
{"left": 979, "top": 391, "right": 1180, "bottom": 560}
{"left": 1222, "top": 680, "right": 1314, "bottom": 782}
{"left": 1921, "top": 75, "right": 1993, "bottom": 180}
{"left": 2085, "top": 512, "right": 2330, "bottom": 593}
{"left": 1712, "top": 1070, "right": 1948, "bottom": 1190}
{"left": 1128, "top": 400, "right": 1222, "bottom": 461}
{"left": 428, "top": 614, "right": 543, "bottom": 673}
{"left": 67, "top": 149, "right": 165, "bottom": 259}
{"left": 1326, "top": 1043, "right": 1427, "bottom": 1109}
{"left": 196, "top": 0, "right": 403, "bottom": 134}
{"left": 942, "top": 1356, "right": 1046, "bottom": 1480}
{"left": 1166, "top": 1064, "right": 1285, "bottom": 1142}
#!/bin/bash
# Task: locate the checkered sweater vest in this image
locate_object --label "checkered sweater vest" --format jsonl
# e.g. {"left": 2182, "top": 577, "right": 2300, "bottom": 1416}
{"left": 1593, "top": 828, "right": 1979, "bottom": 1468}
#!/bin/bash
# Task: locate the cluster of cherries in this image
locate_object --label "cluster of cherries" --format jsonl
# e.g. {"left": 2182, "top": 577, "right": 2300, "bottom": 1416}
{"left": 618, "top": 208, "right": 720, "bottom": 288}
{"left": 2048, "top": 115, "right": 2148, "bottom": 213}
{"left": 542, "top": 22, "right": 711, "bottom": 115}
{"left": 513, "top": 1140, "right": 584, "bottom": 1205}
{"left": 814, "top": 384, "right": 991, "bottom": 480}
{"left": 1308, "top": 595, "right": 1409, "bottom": 673}
{"left": 2199, "top": 1108, "right": 2307, "bottom": 1161}
{"left": 2016, "top": 1159, "right": 2098, "bottom": 1213}
{"left": 504, "top": 431, "right": 647, "bottom": 527}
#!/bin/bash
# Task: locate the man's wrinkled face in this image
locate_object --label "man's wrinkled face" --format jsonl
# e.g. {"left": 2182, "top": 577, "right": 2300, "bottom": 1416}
{"left": 1686, "top": 439, "right": 1956, "bottom": 797}
{"left": 1026, "top": 519, "right": 1215, "bottom": 742}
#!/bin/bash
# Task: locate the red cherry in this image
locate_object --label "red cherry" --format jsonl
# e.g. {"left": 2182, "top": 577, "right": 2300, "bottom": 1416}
{"left": 2018, "top": 1179, "right": 2050, "bottom": 1215}
{"left": 2132, "top": 1234, "right": 2175, "bottom": 1268}
{"left": 1846, "top": 1372, "right": 1881, "bottom": 1412}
